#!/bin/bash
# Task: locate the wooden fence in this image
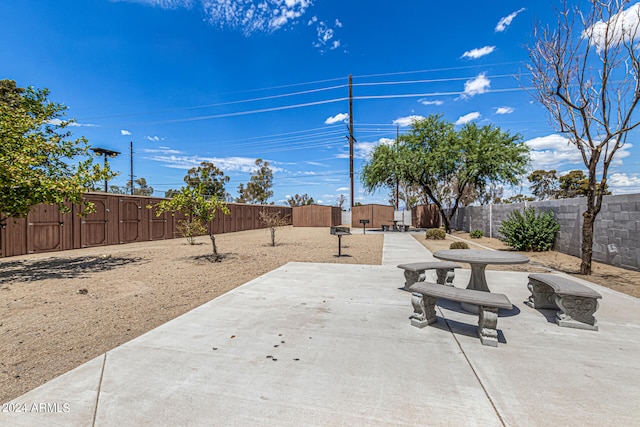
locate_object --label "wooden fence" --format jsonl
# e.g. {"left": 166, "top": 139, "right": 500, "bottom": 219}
{"left": 351, "top": 204, "right": 394, "bottom": 229}
{"left": 411, "top": 205, "right": 441, "bottom": 229}
{"left": 0, "top": 193, "right": 292, "bottom": 258}
{"left": 292, "top": 204, "right": 342, "bottom": 227}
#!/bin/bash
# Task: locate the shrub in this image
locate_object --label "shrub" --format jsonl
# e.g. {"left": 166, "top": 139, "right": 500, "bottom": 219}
{"left": 425, "top": 228, "right": 446, "bottom": 240}
{"left": 449, "top": 241, "right": 469, "bottom": 249}
{"left": 177, "top": 218, "right": 207, "bottom": 245}
{"left": 498, "top": 207, "right": 560, "bottom": 252}
{"left": 470, "top": 229, "right": 484, "bottom": 239}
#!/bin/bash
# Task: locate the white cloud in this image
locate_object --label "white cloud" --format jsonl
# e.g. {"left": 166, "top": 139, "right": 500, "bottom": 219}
{"left": 495, "top": 7, "right": 525, "bottom": 32}
{"left": 325, "top": 112, "right": 349, "bottom": 124}
{"left": 148, "top": 154, "right": 282, "bottom": 172}
{"left": 335, "top": 187, "right": 349, "bottom": 192}
{"left": 120, "top": 129, "right": 132, "bottom": 136}
{"left": 607, "top": 173, "right": 640, "bottom": 194}
{"left": 461, "top": 46, "right": 495, "bottom": 59}
{"left": 145, "top": 135, "right": 165, "bottom": 141}
{"left": 313, "top": 18, "right": 342, "bottom": 52}
{"left": 119, "top": 0, "right": 313, "bottom": 34}
{"left": 393, "top": 115, "right": 425, "bottom": 127}
{"left": 46, "top": 118, "right": 98, "bottom": 127}
{"left": 419, "top": 99, "right": 444, "bottom": 106}
{"left": 495, "top": 106, "right": 514, "bottom": 115}
{"left": 462, "top": 73, "right": 490, "bottom": 98}
{"left": 586, "top": 3, "right": 640, "bottom": 52}
{"left": 455, "top": 112, "right": 481, "bottom": 125}
{"left": 336, "top": 137, "right": 394, "bottom": 159}
{"left": 141, "top": 147, "right": 184, "bottom": 155}
{"left": 526, "top": 134, "right": 633, "bottom": 171}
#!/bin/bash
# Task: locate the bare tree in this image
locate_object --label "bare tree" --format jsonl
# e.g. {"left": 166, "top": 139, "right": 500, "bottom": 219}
{"left": 526, "top": 0, "right": 640, "bottom": 274}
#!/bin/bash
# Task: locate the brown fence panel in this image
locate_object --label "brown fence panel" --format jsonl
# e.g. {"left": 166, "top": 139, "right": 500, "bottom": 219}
{"left": 352, "top": 204, "right": 394, "bottom": 229}
{"left": 26, "top": 203, "right": 73, "bottom": 254}
{"left": 147, "top": 199, "right": 170, "bottom": 240}
{"left": 78, "top": 194, "right": 119, "bottom": 248}
{"left": 292, "top": 205, "right": 340, "bottom": 227}
{"left": 0, "top": 216, "right": 27, "bottom": 258}
{"left": 118, "top": 197, "right": 144, "bottom": 243}
{"left": 1, "top": 195, "right": 292, "bottom": 258}
{"left": 412, "top": 205, "right": 440, "bottom": 228}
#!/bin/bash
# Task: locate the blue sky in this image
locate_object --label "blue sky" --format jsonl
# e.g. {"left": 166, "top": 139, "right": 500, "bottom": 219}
{"left": 2, "top": 1, "right": 640, "bottom": 206}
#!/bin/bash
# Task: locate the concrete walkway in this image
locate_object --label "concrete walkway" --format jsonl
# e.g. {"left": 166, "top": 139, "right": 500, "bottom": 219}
{"left": 2, "top": 233, "right": 640, "bottom": 426}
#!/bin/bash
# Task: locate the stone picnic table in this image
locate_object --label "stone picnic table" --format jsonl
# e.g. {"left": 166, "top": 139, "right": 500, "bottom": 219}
{"left": 433, "top": 249, "right": 529, "bottom": 312}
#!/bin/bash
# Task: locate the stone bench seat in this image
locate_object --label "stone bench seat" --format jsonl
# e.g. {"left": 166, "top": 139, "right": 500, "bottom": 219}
{"left": 397, "top": 262, "right": 461, "bottom": 290}
{"left": 526, "top": 273, "right": 602, "bottom": 331}
{"left": 409, "top": 282, "right": 512, "bottom": 347}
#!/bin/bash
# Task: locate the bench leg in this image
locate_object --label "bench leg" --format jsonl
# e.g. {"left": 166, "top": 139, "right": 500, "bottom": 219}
{"left": 410, "top": 293, "right": 437, "bottom": 328}
{"left": 436, "top": 268, "right": 455, "bottom": 287}
{"left": 554, "top": 295, "right": 599, "bottom": 331}
{"left": 477, "top": 306, "right": 500, "bottom": 347}
{"left": 403, "top": 270, "right": 426, "bottom": 290}
{"left": 526, "top": 279, "right": 557, "bottom": 309}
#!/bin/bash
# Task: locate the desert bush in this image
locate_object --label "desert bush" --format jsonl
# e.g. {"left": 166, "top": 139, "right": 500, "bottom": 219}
{"left": 449, "top": 241, "right": 469, "bottom": 249}
{"left": 259, "top": 209, "right": 290, "bottom": 246}
{"left": 470, "top": 229, "right": 484, "bottom": 239}
{"left": 425, "top": 228, "right": 446, "bottom": 240}
{"left": 177, "top": 218, "right": 207, "bottom": 245}
{"left": 498, "top": 207, "right": 559, "bottom": 251}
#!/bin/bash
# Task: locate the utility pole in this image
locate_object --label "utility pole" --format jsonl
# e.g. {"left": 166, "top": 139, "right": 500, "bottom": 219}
{"left": 349, "top": 74, "right": 354, "bottom": 209}
{"left": 129, "top": 141, "right": 134, "bottom": 195}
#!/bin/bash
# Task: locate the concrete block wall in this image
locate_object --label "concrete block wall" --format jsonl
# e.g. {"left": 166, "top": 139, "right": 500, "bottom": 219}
{"left": 450, "top": 194, "right": 640, "bottom": 272}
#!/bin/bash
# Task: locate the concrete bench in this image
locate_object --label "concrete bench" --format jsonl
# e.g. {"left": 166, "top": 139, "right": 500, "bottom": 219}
{"left": 526, "top": 273, "right": 602, "bottom": 331}
{"left": 409, "top": 282, "right": 513, "bottom": 347}
{"left": 397, "top": 262, "right": 461, "bottom": 290}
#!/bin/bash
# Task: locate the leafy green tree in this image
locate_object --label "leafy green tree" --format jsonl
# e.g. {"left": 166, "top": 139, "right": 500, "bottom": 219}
{"left": 152, "top": 184, "right": 230, "bottom": 261}
{"left": 184, "top": 161, "right": 230, "bottom": 200}
{"left": 502, "top": 194, "right": 536, "bottom": 204}
{"left": 287, "top": 193, "right": 314, "bottom": 207}
{"left": 362, "top": 115, "right": 529, "bottom": 232}
{"left": 526, "top": 0, "right": 640, "bottom": 274}
{"left": 0, "top": 79, "right": 113, "bottom": 227}
{"left": 528, "top": 170, "right": 559, "bottom": 200}
{"left": 110, "top": 177, "right": 154, "bottom": 196}
{"left": 236, "top": 158, "right": 274, "bottom": 204}
{"left": 557, "top": 170, "right": 610, "bottom": 199}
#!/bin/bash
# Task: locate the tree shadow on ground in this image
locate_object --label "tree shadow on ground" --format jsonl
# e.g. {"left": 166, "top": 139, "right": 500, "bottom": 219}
{"left": 0, "top": 255, "right": 144, "bottom": 284}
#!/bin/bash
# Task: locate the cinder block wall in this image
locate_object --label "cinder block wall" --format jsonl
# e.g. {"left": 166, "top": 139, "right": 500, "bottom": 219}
{"left": 449, "top": 194, "right": 640, "bottom": 272}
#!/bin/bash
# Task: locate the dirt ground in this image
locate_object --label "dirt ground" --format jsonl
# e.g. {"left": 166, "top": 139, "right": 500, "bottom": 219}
{"left": 0, "top": 226, "right": 382, "bottom": 404}
{"left": 2, "top": 226, "right": 638, "bottom": 404}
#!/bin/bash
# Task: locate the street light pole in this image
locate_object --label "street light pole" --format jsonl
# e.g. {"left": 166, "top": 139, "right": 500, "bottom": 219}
{"left": 91, "top": 147, "right": 120, "bottom": 192}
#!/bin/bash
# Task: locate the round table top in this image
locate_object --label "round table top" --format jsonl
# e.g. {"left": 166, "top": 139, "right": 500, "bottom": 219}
{"left": 433, "top": 249, "right": 529, "bottom": 265}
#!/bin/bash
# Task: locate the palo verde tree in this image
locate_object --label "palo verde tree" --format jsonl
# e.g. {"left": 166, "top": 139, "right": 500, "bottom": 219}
{"left": 361, "top": 115, "right": 529, "bottom": 232}
{"left": 184, "top": 161, "right": 230, "bottom": 200}
{"left": 110, "top": 177, "right": 154, "bottom": 196}
{"left": 526, "top": 0, "right": 640, "bottom": 274}
{"left": 0, "top": 79, "right": 113, "bottom": 227}
{"left": 152, "top": 184, "right": 230, "bottom": 261}
{"left": 236, "top": 158, "right": 274, "bottom": 204}
{"left": 528, "top": 170, "right": 559, "bottom": 200}
{"left": 287, "top": 193, "right": 314, "bottom": 207}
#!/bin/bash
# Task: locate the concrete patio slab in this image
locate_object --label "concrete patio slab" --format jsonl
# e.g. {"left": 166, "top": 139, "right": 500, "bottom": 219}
{"left": 2, "top": 233, "right": 639, "bottom": 426}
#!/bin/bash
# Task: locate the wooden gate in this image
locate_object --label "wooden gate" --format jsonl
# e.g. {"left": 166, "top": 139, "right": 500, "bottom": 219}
{"left": 78, "top": 195, "right": 117, "bottom": 248}
{"left": 26, "top": 204, "right": 72, "bottom": 254}
{"left": 119, "top": 198, "right": 143, "bottom": 243}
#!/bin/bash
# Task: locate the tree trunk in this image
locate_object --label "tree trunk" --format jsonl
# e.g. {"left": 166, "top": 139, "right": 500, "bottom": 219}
{"left": 270, "top": 227, "right": 276, "bottom": 246}
{"left": 580, "top": 209, "right": 595, "bottom": 275}
{"left": 210, "top": 233, "right": 220, "bottom": 261}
